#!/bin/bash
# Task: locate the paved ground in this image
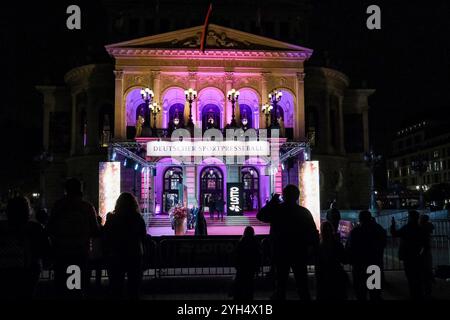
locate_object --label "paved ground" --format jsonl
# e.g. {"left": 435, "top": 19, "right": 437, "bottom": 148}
{"left": 34, "top": 270, "right": 450, "bottom": 300}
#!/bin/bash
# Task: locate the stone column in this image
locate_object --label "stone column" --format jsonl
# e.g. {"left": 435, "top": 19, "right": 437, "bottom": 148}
{"left": 114, "top": 70, "right": 125, "bottom": 140}
{"left": 225, "top": 72, "right": 234, "bottom": 127}
{"left": 86, "top": 92, "right": 99, "bottom": 153}
{"left": 337, "top": 96, "right": 345, "bottom": 154}
{"left": 294, "top": 72, "right": 306, "bottom": 140}
{"left": 260, "top": 72, "right": 269, "bottom": 129}
{"left": 153, "top": 71, "right": 162, "bottom": 128}
{"left": 319, "top": 92, "right": 331, "bottom": 153}
{"left": 70, "top": 94, "right": 77, "bottom": 155}
{"left": 185, "top": 165, "right": 197, "bottom": 208}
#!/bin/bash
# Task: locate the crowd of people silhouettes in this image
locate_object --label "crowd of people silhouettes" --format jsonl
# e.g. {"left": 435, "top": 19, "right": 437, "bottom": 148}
{"left": 0, "top": 179, "right": 437, "bottom": 300}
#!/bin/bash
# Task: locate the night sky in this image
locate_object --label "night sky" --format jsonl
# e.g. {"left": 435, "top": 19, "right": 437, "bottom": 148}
{"left": 1, "top": 0, "right": 450, "bottom": 192}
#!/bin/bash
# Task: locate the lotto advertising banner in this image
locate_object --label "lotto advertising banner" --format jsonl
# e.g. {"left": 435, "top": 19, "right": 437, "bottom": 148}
{"left": 227, "top": 183, "right": 244, "bottom": 216}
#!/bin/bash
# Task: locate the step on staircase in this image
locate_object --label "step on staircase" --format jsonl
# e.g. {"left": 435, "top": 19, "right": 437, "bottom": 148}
{"left": 147, "top": 214, "right": 269, "bottom": 228}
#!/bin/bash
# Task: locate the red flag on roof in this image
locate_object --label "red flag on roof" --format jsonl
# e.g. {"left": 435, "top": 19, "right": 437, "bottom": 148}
{"left": 200, "top": 3, "right": 213, "bottom": 52}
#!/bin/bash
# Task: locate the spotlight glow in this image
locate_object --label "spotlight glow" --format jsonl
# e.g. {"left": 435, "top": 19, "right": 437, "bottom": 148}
{"left": 299, "top": 161, "right": 321, "bottom": 231}
{"left": 99, "top": 162, "right": 121, "bottom": 224}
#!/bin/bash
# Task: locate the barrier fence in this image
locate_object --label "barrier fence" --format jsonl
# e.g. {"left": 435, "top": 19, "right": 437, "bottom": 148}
{"left": 39, "top": 235, "right": 450, "bottom": 280}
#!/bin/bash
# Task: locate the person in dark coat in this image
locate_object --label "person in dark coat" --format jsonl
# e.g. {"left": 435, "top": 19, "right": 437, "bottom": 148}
{"left": 316, "top": 221, "right": 348, "bottom": 301}
{"left": 104, "top": 192, "right": 147, "bottom": 300}
{"left": 233, "top": 226, "right": 261, "bottom": 300}
{"left": 391, "top": 210, "right": 428, "bottom": 300}
{"left": 208, "top": 195, "right": 216, "bottom": 219}
{"left": 47, "top": 178, "right": 99, "bottom": 298}
{"left": 257, "top": 185, "right": 319, "bottom": 300}
{"left": 195, "top": 207, "right": 208, "bottom": 236}
{"left": 215, "top": 197, "right": 225, "bottom": 220}
{"left": 346, "top": 210, "right": 386, "bottom": 301}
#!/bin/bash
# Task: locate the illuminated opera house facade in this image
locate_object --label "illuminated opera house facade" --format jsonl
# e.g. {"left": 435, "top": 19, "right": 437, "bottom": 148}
{"left": 37, "top": 24, "right": 373, "bottom": 219}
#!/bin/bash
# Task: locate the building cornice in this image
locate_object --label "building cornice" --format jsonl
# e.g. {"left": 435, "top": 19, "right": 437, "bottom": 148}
{"left": 106, "top": 48, "right": 311, "bottom": 60}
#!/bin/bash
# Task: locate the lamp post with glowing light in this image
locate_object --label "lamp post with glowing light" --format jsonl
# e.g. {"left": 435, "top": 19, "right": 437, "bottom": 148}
{"left": 227, "top": 89, "right": 240, "bottom": 127}
{"left": 268, "top": 90, "right": 282, "bottom": 127}
{"left": 141, "top": 87, "right": 154, "bottom": 128}
{"left": 184, "top": 88, "right": 197, "bottom": 128}
{"left": 261, "top": 103, "right": 273, "bottom": 128}
{"left": 150, "top": 102, "right": 161, "bottom": 136}
{"left": 364, "top": 149, "right": 382, "bottom": 213}
{"left": 411, "top": 155, "right": 428, "bottom": 209}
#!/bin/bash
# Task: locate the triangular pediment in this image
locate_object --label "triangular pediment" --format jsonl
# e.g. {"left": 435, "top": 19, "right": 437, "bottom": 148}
{"left": 106, "top": 24, "right": 312, "bottom": 54}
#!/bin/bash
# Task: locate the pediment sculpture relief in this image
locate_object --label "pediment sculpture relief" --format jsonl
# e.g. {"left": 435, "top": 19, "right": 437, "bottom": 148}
{"left": 171, "top": 30, "right": 251, "bottom": 49}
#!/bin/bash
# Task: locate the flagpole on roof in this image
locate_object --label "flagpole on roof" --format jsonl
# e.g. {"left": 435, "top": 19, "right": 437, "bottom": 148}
{"left": 200, "top": 3, "right": 213, "bottom": 52}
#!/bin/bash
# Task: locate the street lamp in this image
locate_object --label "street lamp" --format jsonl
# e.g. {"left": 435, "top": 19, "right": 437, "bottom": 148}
{"left": 141, "top": 87, "right": 154, "bottom": 128}
{"left": 184, "top": 88, "right": 197, "bottom": 128}
{"left": 411, "top": 155, "right": 428, "bottom": 209}
{"left": 261, "top": 103, "right": 273, "bottom": 128}
{"left": 268, "top": 90, "right": 282, "bottom": 127}
{"left": 227, "top": 89, "right": 240, "bottom": 128}
{"left": 149, "top": 102, "right": 161, "bottom": 136}
{"left": 364, "top": 149, "right": 382, "bottom": 213}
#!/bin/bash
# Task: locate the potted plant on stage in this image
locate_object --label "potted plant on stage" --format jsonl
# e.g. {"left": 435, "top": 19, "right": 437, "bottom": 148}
{"left": 169, "top": 205, "right": 188, "bottom": 235}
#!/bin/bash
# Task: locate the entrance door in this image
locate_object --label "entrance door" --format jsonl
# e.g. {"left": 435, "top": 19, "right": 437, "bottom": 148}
{"left": 241, "top": 167, "right": 259, "bottom": 211}
{"left": 163, "top": 167, "right": 183, "bottom": 213}
{"left": 200, "top": 166, "right": 224, "bottom": 212}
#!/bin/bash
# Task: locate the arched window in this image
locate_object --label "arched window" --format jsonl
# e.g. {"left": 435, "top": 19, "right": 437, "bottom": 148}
{"left": 239, "top": 104, "right": 253, "bottom": 128}
{"left": 99, "top": 104, "right": 114, "bottom": 147}
{"left": 136, "top": 103, "right": 149, "bottom": 126}
{"left": 163, "top": 167, "right": 183, "bottom": 213}
{"left": 201, "top": 104, "right": 221, "bottom": 131}
{"left": 168, "top": 103, "right": 185, "bottom": 131}
{"left": 306, "top": 107, "right": 318, "bottom": 147}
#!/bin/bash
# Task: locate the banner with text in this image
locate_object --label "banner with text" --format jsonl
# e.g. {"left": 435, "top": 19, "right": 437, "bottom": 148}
{"left": 147, "top": 140, "right": 270, "bottom": 157}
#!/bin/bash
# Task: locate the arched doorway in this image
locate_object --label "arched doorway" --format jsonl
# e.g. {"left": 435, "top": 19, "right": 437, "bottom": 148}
{"left": 162, "top": 166, "right": 183, "bottom": 213}
{"left": 201, "top": 104, "right": 221, "bottom": 131}
{"left": 200, "top": 166, "right": 224, "bottom": 209}
{"left": 241, "top": 167, "right": 259, "bottom": 211}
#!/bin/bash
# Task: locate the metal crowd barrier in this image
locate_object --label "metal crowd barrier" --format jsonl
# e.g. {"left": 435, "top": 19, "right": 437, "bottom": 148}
{"left": 39, "top": 235, "right": 450, "bottom": 280}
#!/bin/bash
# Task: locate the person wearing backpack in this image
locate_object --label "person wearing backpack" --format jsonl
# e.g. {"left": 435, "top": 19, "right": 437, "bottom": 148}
{"left": 47, "top": 178, "right": 99, "bottom": 298}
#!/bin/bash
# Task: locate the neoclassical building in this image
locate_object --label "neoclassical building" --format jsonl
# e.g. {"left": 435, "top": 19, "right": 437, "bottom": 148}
{"left": 37, "top": 24, "right": 372, "bottom": 213}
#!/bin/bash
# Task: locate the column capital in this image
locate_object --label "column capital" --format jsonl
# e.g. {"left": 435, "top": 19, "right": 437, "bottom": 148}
{"left": 296, "top": 72, "right": 305, "bottom": 82}
{"left": 261, "top": 72, "right": 270, "bottom": 82}
{"left": 188, "top": 71, "right": 198, "bottom": 81}
{"left": 225, "top": 72, "right": 234, "bottom": 82}
{"left": 152, "top": 70, "right": 161, "bottom": 80}
{"left": 113, "top": 70, "right": 124, "bottom": 80}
